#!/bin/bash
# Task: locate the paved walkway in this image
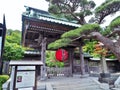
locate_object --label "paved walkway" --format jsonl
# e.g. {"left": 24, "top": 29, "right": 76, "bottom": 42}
{"left": 37, "top": 76, "right": 110, "bottom": 90}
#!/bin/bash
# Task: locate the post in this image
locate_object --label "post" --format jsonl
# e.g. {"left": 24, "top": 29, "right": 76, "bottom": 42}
{"left": 0, "top": 15, "right": 7, "bottom": 74}
{"left": 0, "top": 60, "right": 3, "bottom": 74}
{"left": 68, "top": 48, "right": 74, "bottom": 76}
{"left": 79, "top": 43, "right": 85, "bottom": 76}
{"left": 40, "top": 37, "right": 47, "bottom": 80}
{"left": 0, "top": 24, "right": 3, "bottom": 74}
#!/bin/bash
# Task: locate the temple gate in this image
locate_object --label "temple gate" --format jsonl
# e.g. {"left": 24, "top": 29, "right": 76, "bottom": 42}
{"left": 22, "top": 6, "right": 81, "bottom": 80}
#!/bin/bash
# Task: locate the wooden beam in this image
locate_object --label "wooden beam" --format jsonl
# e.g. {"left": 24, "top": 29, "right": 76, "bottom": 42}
{"left": 29, "top": 25, "right": 65, "bottom": 34}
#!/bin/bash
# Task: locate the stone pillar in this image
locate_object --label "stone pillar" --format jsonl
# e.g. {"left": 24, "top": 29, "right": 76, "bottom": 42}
{"left": 101, "top": 56, "right": 108, "bottom": 73}
{"left": 99, "top": 56, "right": 111, "bottom": 83}
{"left": 40, "top": 37, "right": 47, "bottom": 80}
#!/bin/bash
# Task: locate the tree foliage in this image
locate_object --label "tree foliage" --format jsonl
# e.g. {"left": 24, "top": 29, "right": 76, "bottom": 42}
{"left": 6, "top": 29, "right": 21, "bottom": 45}
{"left": 46, "top": 51, "right": 64, "bottom": 67}
{"left": 109, "top": 16, "right": 120, "bottom": 29}
{"left": 46, "top": 0, "right": 96, "bottom": 25}
{"left": 48, "top": 38, "right": 72, "bottom": 49}
{"left": 47, "top": 0, "right": 120, "bottom": 60}
{"left": 3, "top": 42, "right": 24, "bottom": 61}
{"left": 3, "top": 29, "right": 24, "bottom": 61}
{"left": 95, "top": 0, "right": 120, "bottom": 24}
{"left": 48, "top": 23, "right": 101, "bottom": 49}
{"left": 83, "top": 40, "right": 97, "bottom": 54}
{"left": 61, "top": 23, "right": 101, "bottom": 38}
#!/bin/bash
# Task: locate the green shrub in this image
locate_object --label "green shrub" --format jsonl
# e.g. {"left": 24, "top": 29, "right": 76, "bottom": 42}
{"left": 0, "top": 75, "right": 9, "bottom": 90}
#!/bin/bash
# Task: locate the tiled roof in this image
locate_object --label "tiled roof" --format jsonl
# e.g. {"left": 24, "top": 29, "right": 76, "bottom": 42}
{"left": 22, "top": 6, "right": 80, "bottom": 27}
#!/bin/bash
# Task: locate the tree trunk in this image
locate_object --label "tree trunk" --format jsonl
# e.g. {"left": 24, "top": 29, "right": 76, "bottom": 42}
{"left": 90, "top": 32, "right": 120, "bottom": 61}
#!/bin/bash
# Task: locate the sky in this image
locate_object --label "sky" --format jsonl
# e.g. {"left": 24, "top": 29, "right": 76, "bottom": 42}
{"left": 0, "top": 0, "right": 119, "bottom": 30}
{"left": 0, "top": 0, "right": 49, "bottom": 30}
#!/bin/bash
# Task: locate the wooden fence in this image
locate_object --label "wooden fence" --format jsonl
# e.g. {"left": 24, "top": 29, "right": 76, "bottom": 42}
{"left": 46, "top": 67, "right": 72, "bottom": 78}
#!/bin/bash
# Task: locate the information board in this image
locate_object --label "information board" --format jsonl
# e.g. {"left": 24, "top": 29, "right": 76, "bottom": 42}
{"left": 15, "top": 71, "right": 35, "bottom": 88}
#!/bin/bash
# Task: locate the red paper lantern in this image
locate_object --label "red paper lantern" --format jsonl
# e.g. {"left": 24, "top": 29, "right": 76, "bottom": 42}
{"left": 55, "top": 49, "right": 68, "bottom": 62}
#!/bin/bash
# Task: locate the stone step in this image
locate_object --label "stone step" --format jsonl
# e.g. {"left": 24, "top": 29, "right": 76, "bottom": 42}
{"left": 53, "top": 85, "right": 102, "bottom": 90}
{"left": 52, "top": 79, "right": 94, "bottom": 86}
{"left": 52, "top": 80, "right": 101, "bottom": 90}
{"left": 52, "top": 82, "right": 97, "bottom": 88}
{"left": 52, "top": 78, "right": 110, "bottom": 90}
{"left": 37, "top": 77, "right": 110, "bottom": 90}
{"left": 37, "top": 85, "right": 46, "bottom": 90}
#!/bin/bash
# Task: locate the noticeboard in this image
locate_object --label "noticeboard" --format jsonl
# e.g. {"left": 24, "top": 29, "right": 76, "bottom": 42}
{"left": 9, "top": 60, "right": 43, "bottom": 90}
{"left": 15, "top": 66, "right": 36, "bottom": 90}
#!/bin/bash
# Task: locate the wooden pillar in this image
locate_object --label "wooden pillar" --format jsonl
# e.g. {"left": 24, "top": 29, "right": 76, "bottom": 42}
{"left": 79, "top": 43, "right": 85, "bottom": 75}
{"left": 68, "top": 48, "right": 74, "bottom": 76}
{"left": 40, "top": 37, "right": 47, "bottom": 80}
{"left": 0, "top": 60, "right": 3, "bottom": 74}
{"left": 85, "top": 58, "right": 89, "bottom": 73}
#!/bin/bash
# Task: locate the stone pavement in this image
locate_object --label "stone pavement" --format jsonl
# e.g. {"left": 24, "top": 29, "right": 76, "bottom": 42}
{"left": 37, "top": 75, "right": 110, "bottom": 90}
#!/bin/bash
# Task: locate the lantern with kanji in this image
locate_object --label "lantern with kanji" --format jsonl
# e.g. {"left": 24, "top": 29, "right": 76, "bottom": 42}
{"left": 55, "top": 49, "right": 68, "bottom": 62}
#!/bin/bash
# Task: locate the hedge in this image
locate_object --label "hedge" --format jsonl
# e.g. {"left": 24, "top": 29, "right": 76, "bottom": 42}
{"left": 0, "top": 75, "right": 9, "bottom": 90}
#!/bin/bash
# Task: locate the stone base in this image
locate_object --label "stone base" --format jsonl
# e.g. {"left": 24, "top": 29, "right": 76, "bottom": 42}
{"left": 40, "top": 76, "right": 47, "bottom": 81}
{"left": 80, "top": 74, "right": 89, "bottom": 78}
{"left": 89, "top": 73, "right": 100, "bottom": 77}
{"left": 98, "top": 73, "right": 111, "bottom": 83}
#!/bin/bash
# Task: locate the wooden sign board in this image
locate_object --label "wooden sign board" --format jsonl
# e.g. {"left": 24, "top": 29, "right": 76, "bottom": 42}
{"left": 15, "top": 66, "right": 36, "bottom": 90}
{"left": 9, "top": 60, "right": 43, "bottom": 90}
